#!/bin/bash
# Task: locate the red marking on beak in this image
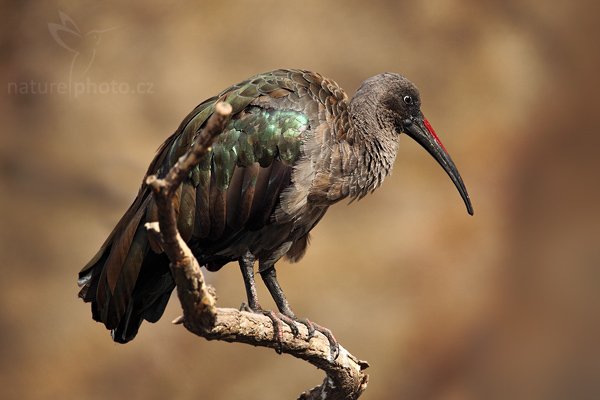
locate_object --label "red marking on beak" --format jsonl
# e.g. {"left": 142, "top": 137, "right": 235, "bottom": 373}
{"left": 423, "top": 118, "right": 447, "bottom": 153}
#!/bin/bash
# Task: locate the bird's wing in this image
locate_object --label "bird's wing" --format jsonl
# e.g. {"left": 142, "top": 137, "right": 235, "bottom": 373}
{"left": 144, "top": 71, "right": 316, "bottom": 245}
{"left": 80, "top": 70, "right": 332, "bottom": 330}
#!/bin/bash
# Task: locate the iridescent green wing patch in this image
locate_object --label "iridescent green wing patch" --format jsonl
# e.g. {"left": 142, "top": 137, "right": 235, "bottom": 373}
{"left": 194, "top": 106, "right": 308, "bottom": 190}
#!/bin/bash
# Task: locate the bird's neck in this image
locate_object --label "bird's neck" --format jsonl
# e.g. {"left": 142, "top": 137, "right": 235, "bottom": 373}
{"left": 311, "top": 96, "right": 399, "bottom": 203}
{"left": 347, "top": 102, "right": 400, "bottom": 199}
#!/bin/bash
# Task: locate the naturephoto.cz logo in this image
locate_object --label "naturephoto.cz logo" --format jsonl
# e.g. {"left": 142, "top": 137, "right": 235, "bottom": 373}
{"left": 7, "top": 11, "right": 154, "bottom": 98}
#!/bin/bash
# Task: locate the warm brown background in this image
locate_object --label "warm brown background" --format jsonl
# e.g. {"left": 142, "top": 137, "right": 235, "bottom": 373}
{"left": 2, "top": 1, "right": 599, "bottom": 399}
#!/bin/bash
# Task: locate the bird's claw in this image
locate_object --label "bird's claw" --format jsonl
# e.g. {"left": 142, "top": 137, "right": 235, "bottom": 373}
{"left": 292, "top": 317, "right": 339, "bottom": 360}
{"left": 240, "top": 304, "right": 300, "bottom": 353}
{"left": 260, "top": 310, "right": 300, "bottom": 353}
{"left": 297, "top": 318, "right": 316, "bottom": 339}
{"left": 275, "top": 312, "right": 300, "bottom": 337}
{"left": 308, "top": 320, "right": 339, "bottom": 360}
{"left": 261, "top": 310, "right": 285, "bottom": 353}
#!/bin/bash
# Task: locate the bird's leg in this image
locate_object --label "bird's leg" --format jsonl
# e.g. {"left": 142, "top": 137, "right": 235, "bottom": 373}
{"left": 238, "top": 254, "right": 298, "bottom": 353}
{"left": 238, "top": 251, "right": 260, "bottom": 312}
{"left": 257, "top": 265, "right": 300, "bottom": 337}
{"left": 260, "top": 265, "right": 339, "bottom": 359}
{"left": 259, "top": 266, "right": 295, "bottom": 317}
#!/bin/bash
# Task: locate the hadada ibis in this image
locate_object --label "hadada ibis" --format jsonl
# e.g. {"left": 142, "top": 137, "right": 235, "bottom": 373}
{"left": 78, "top": 69, "right": 473, "bottom": 350}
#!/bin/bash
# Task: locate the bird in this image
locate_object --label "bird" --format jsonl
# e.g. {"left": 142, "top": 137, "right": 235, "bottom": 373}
{"left": 78, "top": 69, "right": 473, "bottom": 349}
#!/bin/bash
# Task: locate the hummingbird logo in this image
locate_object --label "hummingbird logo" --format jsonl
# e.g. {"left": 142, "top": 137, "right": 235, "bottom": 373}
{"left": 48, "top": 11, "right": 116, "bottom": 83}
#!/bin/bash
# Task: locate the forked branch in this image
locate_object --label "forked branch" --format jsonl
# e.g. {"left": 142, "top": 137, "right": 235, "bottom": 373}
{"left": 145, "top": 102, "right": 369, "bottom": 400}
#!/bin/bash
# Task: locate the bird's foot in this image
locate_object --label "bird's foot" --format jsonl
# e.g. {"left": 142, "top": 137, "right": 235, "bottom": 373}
{"left": 239, "top": 303, "right": 338, "bottom": 359}
{"left": 239, "top": 303, "right": 300, "bottom": 354}
{"left": 295, "top": 317, "right": 339, "bottom": 360}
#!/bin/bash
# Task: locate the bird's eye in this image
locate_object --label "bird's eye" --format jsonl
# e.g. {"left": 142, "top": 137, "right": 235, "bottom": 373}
{"left": 403, "top": 95, "right": 413, "bottom": 105}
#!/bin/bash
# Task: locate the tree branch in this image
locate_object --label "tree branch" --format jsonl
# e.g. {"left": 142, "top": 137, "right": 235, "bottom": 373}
{"left": 145, "top": 102, "right": 369, "bottom": 399}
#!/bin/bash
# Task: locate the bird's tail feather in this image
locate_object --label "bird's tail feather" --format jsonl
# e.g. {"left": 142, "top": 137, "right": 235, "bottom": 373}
{"left": 111, "top": 250, "right": 174, "bottom": 343}
{"left": 78, "top": 192, "right": 175, "bottom": 343}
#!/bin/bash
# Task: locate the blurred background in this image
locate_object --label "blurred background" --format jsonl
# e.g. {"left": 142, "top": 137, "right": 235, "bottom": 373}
{"left": 2, "top": 1, "right": 599, "bottom": 399}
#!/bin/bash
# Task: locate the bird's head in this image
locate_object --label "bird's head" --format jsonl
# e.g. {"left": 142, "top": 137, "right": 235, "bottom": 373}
{"left": 358, "top": 73, "right": 473, "bottom": 215}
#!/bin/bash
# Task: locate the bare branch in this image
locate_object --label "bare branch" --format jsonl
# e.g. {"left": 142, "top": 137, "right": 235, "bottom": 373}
{"left": 145, "top": 101, "right": 369, "bottom": 399}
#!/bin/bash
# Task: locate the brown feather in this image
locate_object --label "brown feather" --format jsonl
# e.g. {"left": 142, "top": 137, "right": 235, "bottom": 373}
{"left": 178, "top": 182, "right": 196, "bottom": 242}
{"left": 193, "top": 169, "right": 211, "bottom": 239}
{"left": 269, "top": 88, "right": 292, "bottom": 98}
{"left": 102, "top": 195, "right": 150, "bottom": 293}
{"left": 238, "top": 163, "right": 259, "bottom": 227}
{"left": 247, "top": 163, "right": 273, "bottom": 228}
{"left": 104, "top": 223, "right": 148, "bottom": 328}
{"left": 260, "top": 160, "right": 292, "bottom": 224}
{"left": 96, "top": 194, "right": 150, "bottom": 326}
{"left": 226, "top": 165, "right": 245, "bottom": 230}
{"left": 209, "top": 172, "right": 227, "bottom": 239}
{"left": 285, "top": 234, "right": 310, "bottom": 263}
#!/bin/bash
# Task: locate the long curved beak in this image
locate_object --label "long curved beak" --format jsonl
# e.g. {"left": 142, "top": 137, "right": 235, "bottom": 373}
{"left": 404, "top": 115, "right": 474, "bottom": 215}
